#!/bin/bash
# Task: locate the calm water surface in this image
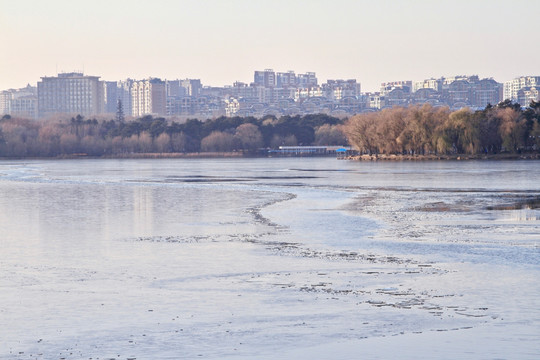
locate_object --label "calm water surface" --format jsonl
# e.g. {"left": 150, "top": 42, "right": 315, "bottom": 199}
{"left": 1, "top": 158, "right": 539, "bottom": 359}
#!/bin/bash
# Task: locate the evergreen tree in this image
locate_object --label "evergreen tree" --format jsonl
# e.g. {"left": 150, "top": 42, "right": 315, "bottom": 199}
{"left": 116, "top": 99, "right": 125, "bottom": 122}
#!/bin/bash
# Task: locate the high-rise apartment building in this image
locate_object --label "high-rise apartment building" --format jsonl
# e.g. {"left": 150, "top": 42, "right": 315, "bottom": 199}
{"left": 181, "top": 79, "right": 202, "bottom": 97}
{"left": 0, "top": 91, "right": 11, "bottom": 115}
{"left": 9, "top": 95, "right": 38, "bottom": 120}
{"left": 103, "top": 81, "right": 119, "bottom": 114}
{"left": 117, "top": 79, "right": 133, "bottom": 117}
{"left": 166, "top": 80, "right": 186, "bottom": 98}
{"left": 297, "top": 72, "right": 318, "bottom": 88}
{"left": 0, "top": 85, "right": 38, "bottom": 119}
{"left": 103, "top": 80, "right": 133, "bottom": 116}
{"left": 413, "top": 78, "right": 443, "bottom": 92}
{"left": 131, "top": 78, "right": 166, "bottom": 117}
{"left": 504, "top": 76, "right": 540, "bottom": 104}
{"left": 254, "top": 69, "right": 277, "bottom": 88}
{"left": 277, "top": 71, "right": 296, "bottom": 88}
{"left": 517, "top": 86, "right": 540, "bottom": 106}
{"left": 37, "top": 72, "right": 104, "bottom": 118}
{"left": 323, "top": 80, "right": 361, "bottom": 100}
{"left": 165, "top": 79, "right": 204, "bottom": 116}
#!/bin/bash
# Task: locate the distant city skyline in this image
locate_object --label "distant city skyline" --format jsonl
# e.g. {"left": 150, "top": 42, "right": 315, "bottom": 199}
{"left": 6, "top": 70, "right": 538, "bottom": 120}
{"left": 1, "top": 0, "right": 539, "bottom": 92}
{"left": 0, "top": 67, "right": 516, "bottom": 93}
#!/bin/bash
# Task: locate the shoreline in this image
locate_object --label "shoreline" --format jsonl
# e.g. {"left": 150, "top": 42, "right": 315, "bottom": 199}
{"left": 345, "top": 153, "right": 540, "bottom": 161}
{"left": 0, "top": 152, "right": 246, "bottom": 161}
{"left": 1, "top": 152, "right": 540, "bottom": 161}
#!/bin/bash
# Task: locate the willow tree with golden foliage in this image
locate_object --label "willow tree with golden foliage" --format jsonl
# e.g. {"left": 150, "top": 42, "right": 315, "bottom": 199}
{"left": 345, "top": 105, "right": 451, "bottom": 155}
{"left": 400, "top": 104, "right": 449, "bottom": 154}
{"left": 344, "top": 111, "right": 380, "bottom": 154}
{"left": 433, "top": 108, "right": 479, "bottom": 154}
{"left": 345, "top": 103, "right": 540, "bottom": 156}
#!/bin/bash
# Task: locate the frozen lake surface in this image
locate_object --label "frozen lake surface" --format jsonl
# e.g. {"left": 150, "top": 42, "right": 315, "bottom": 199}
{"left": 1, "top": 158, "right": 539, "bottom": 359}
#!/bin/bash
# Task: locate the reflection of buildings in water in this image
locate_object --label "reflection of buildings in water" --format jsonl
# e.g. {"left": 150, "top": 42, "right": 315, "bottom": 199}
{"left": 507, "top": 209, "right": 540, "bottom": 222}
{"left": 133, "top": 186, "right": 154, "bottom": 236}
{"left": 101, "top": 186, "right": 114, "bottom": 242}
{"left": 0, "top": 183, "right": 41, "bottom": 244}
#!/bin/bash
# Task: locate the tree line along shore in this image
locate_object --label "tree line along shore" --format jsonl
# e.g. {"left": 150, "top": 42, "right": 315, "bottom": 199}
{"left": 0, "top": 100, "right": 539, "bottom": 159}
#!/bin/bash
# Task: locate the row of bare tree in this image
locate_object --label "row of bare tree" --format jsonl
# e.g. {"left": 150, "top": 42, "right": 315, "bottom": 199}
{"left": 0, "top": 114, "right": 346, "bottom": 157}
{"left": 344, "top": 101, "right": 540, "bottom": 155}
{"left": 3, "top": 101, "right": 538, "bottom": 158}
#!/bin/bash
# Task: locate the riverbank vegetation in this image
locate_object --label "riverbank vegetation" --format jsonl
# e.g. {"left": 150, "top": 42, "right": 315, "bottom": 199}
{"left": 345, "top": 100, "right": 540, "bottom": 156}
{"left": 1, "top": 101, "right": 539, "bottom": 158}
{"left": 0, "top": 114, "right": 345, "bottom": 157}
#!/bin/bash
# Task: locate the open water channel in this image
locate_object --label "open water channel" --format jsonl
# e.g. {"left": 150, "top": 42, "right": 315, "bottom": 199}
{"left": 0, "top": 158, "right": 539, "bottom": 359}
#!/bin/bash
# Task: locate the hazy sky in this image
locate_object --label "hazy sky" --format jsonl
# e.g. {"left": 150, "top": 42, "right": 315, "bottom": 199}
{"left": 1, "top": 0, "right": 538, "bottom": 92}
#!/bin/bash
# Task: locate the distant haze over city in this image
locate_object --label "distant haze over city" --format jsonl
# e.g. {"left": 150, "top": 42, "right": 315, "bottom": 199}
{"left": 1, "top": 0, "right": 539, "bottom": 92}
{"left": 0, "top": 69, "right": 521, "bottom": 95}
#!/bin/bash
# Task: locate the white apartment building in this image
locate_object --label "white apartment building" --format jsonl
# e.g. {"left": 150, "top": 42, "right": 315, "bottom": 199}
{"left": 297, "top": 72, "right": 318, "bottom": 88}
{"left": 294, "top": 87, "right": 323, "bottom": 101}
{"left": 131, "top": 78, "right": 166, "bottom": 117}
{"left": 277, "top": 71, "right": 296, "bottom": 88}
{"left": 10, "top": 95, "right": 38, "bottom": 119}
{"left": 0, "top": 90, "right": 11, "bottom": 115}
{"left": 413, "top": 78, "right": 443, "bottom": 92}
{"left": 323, "top": 80, "right": 361, "bottom": 100}
{"left": 380, "top": 81, "right": 412, "bottom": 96}
{"left": 37, "top": 73, "right": 104, "bottom": 118}
{"left": 442, "top": 75, "right": 479, "bottom": 86}
{"left": 504, "top": 76, "right": 540, "bottom": 103}
{"left": 369, "top": 93, "right": 385, "bottom": 109}
{"left": 0, "top": 85, "right": 38, "bottom": 119}
{"left": 224, "top": 97, "right": 241, "bottom": 117}
{"left": 517, "top": 86, "right": 540, "bottom": 106}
